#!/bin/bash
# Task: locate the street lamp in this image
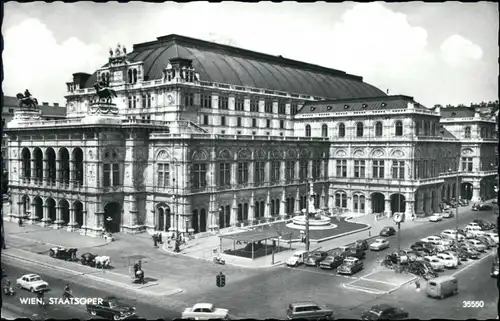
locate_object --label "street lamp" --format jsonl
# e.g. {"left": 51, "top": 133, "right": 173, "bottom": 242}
{"left": 449, "top": 158, "right": 460, "bottom": 242}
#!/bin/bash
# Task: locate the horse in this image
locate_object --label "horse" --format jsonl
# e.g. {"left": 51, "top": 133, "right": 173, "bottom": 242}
{"left": 93, "top": 83, "right": 117, "bottom": 104}
{"left": 16, "top": 93, "right": 38, "bottom": 109}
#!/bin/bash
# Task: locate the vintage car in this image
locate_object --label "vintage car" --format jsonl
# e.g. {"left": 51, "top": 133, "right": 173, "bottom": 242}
{"left": 86, "top": 296, "right": 136, "bottom": 320}
{"left": 319, "top": 255, "right": 344, "bottom": 270}
{"left": 420, "top": 236, "right": 442, "bottom": 245}
{"left": 435, "top": 253, "right": 459, "bottom": 269}
{"left": 423, "top": 256, "right": 445, "bottom": 271}
{"left": 369, "top": 239, "right": 390, "bottom": 251}
{"left": 440, "top": 229, "right": 465, "bottom": 240}
{"left": 16, "top": 274, "right": 49, "bottom": 292}
{"left": 428, "top": 214, "right": 443, "bottom": 222}
{"left": 337, "top": 257, "right": 363, "bottom": 275}
{"left": 286, "top": 301, "right": 334, "bottom": 320}
{"left": 442, "top": 211, "right": 454, "bottom": 218}
{"left": 49, "top": 246, "right": 78, "bottom": 261}
{"left": 484, "top": 232, "right": 499, "bottom": 244}
{"left": 379, "top": 226, "right": 396, "bottom": 237}
{"left": 304, "top": 251, "right": 329, "bottom": 266}
{"left": 361, "top": 304, "right": 409, "bottom": 320}
{"left": 472, "top": 219, "right": 494, "bottom": 230}
{"left": 344, "top": 248, "right": 366, "bottom": 260}
{"left": 463, "top": 239, "right": 487, "bottom": 252}
{"left": 286, "top": 250, "right": 308, "bottom": 267}
{"left": 182, "top": 303, "right": 229, "bottom": 320}
{"left": 354, "top": 239, "right": 370, "bottom": 251}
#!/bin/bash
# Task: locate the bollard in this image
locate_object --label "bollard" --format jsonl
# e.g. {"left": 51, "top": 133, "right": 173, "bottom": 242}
{"left": 368, "top": 230, "right": 371, "bottom": 237}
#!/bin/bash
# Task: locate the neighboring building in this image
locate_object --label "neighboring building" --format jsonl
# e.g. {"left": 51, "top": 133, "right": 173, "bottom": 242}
{"left": 3, "top": 34, "right": 497, "bottom": 237}
{"left": 1, "top": 96, "right": 66, "bottom": 171}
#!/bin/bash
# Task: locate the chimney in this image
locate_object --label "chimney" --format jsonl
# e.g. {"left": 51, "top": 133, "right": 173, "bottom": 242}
{"left": 42, "top": 102, "right": 49, "bottom": 106}
{"left": 53, "top": 103, "right": 59, "bottom": 107}
{"left": 72, "top": 72, "right": 92, "bottom": 88}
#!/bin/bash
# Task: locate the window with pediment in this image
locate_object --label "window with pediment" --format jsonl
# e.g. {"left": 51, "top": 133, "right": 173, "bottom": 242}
{"left": 103, "top": 150, "right": 120, "bottom": 187}
{"left": 375, "top": 122, "right": 383, "bottom": 136}
{"left": 305, "top": 125, "right": 311, "bottom": 137}
{"left": 395, "top": 121, "right": 403, "bottom": 136}
{"left": 338, "top": 123, "right": 346, "bottom": 137}
{"left": 321, "top": 124, "right": 328, "bottom": 137}
{"left": 356, "top": 122, "right": 364, "bottom": 137}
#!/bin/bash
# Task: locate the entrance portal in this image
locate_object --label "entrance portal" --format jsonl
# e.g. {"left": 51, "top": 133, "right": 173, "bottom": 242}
{"left": 371, "top": 193, "right": 385, "bottom": 213}
{"left": 390, "top": 194, "right": 405, "bottom": 213}
{"left": 104, "top": 202, "right": 121, "bottom": 233}
{"left": 74, "top": 201, "right": 84, "bottom": 227}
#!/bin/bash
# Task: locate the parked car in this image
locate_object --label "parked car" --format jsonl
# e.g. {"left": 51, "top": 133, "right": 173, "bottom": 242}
{"left": 345, "top": 248, "right": 366, "bottom": 260}
{"left": 473, "top": 203, "right": 493, "bottom": 211}
{"left": 458, "top": 199, "right": 469, "bottom": 206}
{"left": 472, "top": 219, "right": 494, "bottom": 230}
{"left": 423, "top": 256, "right": 445, "bottom": 271}
{"left": 420, "top": 236, "right": 442, "bottom": 245}
{"left": 441, "top": 251, "right": 462, "bottom": 265}
{"left": 440, "top": 229, "right": 465, "bottom": 240}
{"left": 442, "top": 211, "right": 454, "bottom": 218}
{"left": 463, "top": 239, "right": 487, "bottom": 252}
{"left": 181, "top": 303, "right": 229, "bottom": 320}
{"left": 16, "top": 274, "right": 49, "bottom": 292}
{"left": 286, "top": 301, "right": 334, "bottom": 320}
{"left": 320, "top": 255, "right": 344, "bottom": 270}
{"left": 436, "top": 253, "right": 458, "bottom": 269}
{"left": 474, "top": 235, "right": 496, "bottom": 249}
{"left": 304, "top": 251, "right": 328, "bottom": 267}
{"left": 370, "top": 239, "right": 390, "bottom": 251}
{"left": 354, "top": 240, "right": 370, "bottom": 251}
{"left": 411, "top": 241, "right": 434, "bottom": 251}
{"left": 286, "top": 250, "right": 308, "bottom": 267}
{"left": 361, "top": 304, "right": 409, "bottom": 321}
{"left": 337, "top": 257, "right": 364, "bottom": 275}
{"left": 464, "top": 226, "right": 486, "bottom": 237}
{"left": 484, "top": 232, "right": 499, "bottom": 244}
{"left": 87, "top": 296, "right": 136, "bottom": 320}
{"left": 429, "top": 214, "right": 443, "bottom": 222}
{"left": 379, "top": 226, "right": 396, "bottom": 237}
{"left": 459, "top": 245, "right": 480, "bottom": 259}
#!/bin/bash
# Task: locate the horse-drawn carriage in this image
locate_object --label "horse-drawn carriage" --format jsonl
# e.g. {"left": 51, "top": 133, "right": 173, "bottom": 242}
{"left": 49, "top": 246, "right": 78, "bottom": 261}
{"left": 128, "top": 257, "right": 145, "bottom": 284}
{"left": 81, "top": 253, "right": 111, "bottom": 269}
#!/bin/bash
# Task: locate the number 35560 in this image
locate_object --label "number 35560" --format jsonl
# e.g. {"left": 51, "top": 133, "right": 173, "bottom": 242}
{"left": 463, "top": 301, "right": 484, "bottom": 308}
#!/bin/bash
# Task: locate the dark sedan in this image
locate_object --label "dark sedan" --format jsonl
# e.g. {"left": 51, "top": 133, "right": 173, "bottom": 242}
{"left": 361, "top": 304, "right": 409, "bottom": 320}
{"left": 304, "top": 251, "right": 328, "bottom": 266}
{"left": 319, "top": 255, "right": 344, "bottom": 270}
{"left": 379, "top": 227, "right": 396, "bottom": 237}
{"left": 354, "top": 239, "right": 369, "bottom": 251}
{"left": 86, "top": 296, "right": 136, "bottom": 320}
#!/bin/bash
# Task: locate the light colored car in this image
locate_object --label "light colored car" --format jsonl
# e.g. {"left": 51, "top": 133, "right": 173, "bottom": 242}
{"left": 464, "top": 226, "right": 486, "bottom": 237}
{"left": 436, "top": 253, "right": 458, "bottom": 268}
{"left": 182, "top": 303, "right": 229, "bottom": 320}
{"left": 370, "top": 239, "right": 390, "bottom": 251}
{"left": 429, "top": 214, "right": 443, "bottom": 222}
{"left": 467, "top": 222, "right": 480, "bottom": 228}
{"left": 436, "top": 238, "right": 453, "bottom": 247}
{"left": 442, "top": 211, "right": 454, "bottom": 218}
{"left": 286, "top": 250, "right": 308, "bottom": 267}
{"left": 16, "top": 274, "right": 49, "bottom": 292}
{"left": 484, "top": 232, "right": 499, "bottom": 244}
{"left": 421, "top": 236, "right": 442, "bottom": 245}
{"left": 442, "top": 251, "right": 461, "bottom": 264}
{"left": 423, "top": 256, "right": 445, "bottom": 271}
{"left": 464, "top": 239, "right": 487, "bottom": 252}
{"left": 440, "top": 229, "right": 465, "bottom": 240}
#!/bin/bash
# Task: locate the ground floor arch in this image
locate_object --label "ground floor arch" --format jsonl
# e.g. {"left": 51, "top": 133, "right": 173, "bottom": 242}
{"left": 371, "top": 192, "right": 385, "bottom": 213}
{"left": 390, "top": 193, "right": 405, "bottom": 213}
{"left": 59, "top": 199, "right": 70, "bottom": 225}
{"left": 46, "top": 198, "right": 56, "bottom": 222}
{"left": 461, "top": 182, "right": 473, "bottom": 200}
{"left": 156, "top": 204, "right": 171, "bottom": 232}
{"left": 192, "top": 208, "right": 207, "bottom": 233}
{"left": 33, "top": 196, "right": 43, "bottom": 220}
{"left": 104, "top": 202, "right": 121, "bottom": 233}
{"left": 21, "top": 195, "right": 30, "bottom": 216}
{"left": 73, "top": 201, "right": 84, "bottom": 227}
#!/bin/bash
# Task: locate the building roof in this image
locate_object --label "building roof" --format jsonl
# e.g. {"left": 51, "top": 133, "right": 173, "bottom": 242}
{"left": 85, "top": 34, "right": 386, "bottom": 99}
{"left": 296, "top": 95, "right": 416, "bottom": 115}
{"left": 440, "top": 106, "right": 476, "bottom": 118}
{"left": 439, "top": 125, "right": 458, "bottom": 140}
{"left": 2, "top": 96, "right": 66, "bottom": 117}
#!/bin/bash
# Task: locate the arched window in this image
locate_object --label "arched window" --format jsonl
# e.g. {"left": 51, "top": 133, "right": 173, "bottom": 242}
{"left": 321, "top": 124, "right": 328, "bottom": 137}
{"left": 353, "top": 195, "right": 359, "bottom": 211}
{"left": 128, "top": 70, "right": 133, "bottom": 84}
{"left": 356, "top": 122, "right": 364, "bottom": 137}
{"left": 338, "top": 123, "right": 345, "bottom": 137}
{"left": 395, "top": 121, "right": 403, "bottom": 136}
{"left": 305, "top": 124, "right": 311, "bottom": 137}
{"left": 133, "top": 69, "right": 138, "bottom": 83}
{"left": 375, "top": 122, "right": 383, "bottom": 136}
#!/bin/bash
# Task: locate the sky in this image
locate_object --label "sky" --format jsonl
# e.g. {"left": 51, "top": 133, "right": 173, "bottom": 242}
{"left": 3, "top": 2, "right": 498, "bottom": 107}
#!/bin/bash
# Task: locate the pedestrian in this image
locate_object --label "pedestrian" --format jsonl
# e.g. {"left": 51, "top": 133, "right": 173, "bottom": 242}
{"left": 153, "top": 234, "right": 158, "bottom": 248}
{"left": 415, "top": 279, "right": 421, "bottom": 292}
{"left": 18, "top": 217, "right": 23, "bottom": 227}
{"left": 158, "top": 233, "right": 163, "bottom": 244}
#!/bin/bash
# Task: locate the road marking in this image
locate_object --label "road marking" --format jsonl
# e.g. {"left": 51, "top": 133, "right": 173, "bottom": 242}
{"left": 342, "top": 283, "right": 386, "bottom": 294}
{"left": 451, "top": 251, "right": 495, "bottom": 277}
{"left": 359, "top": 277, "right": 399, "bottom": 286}
{"left": 282, "top": 266, "right": 358, "bottom": 279}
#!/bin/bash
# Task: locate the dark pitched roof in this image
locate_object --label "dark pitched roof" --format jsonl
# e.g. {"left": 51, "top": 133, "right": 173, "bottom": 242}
{"left": 440, "top": 107, "right": 475, "bottom": 118}
{"left": 85, "top": 34, "right": 386, "bottom": 100}
{"left": 296, "top": 95, "right": 414, "bottom": 115}
{"left": 439, "top": 126, "right": 458, "bottom": 139}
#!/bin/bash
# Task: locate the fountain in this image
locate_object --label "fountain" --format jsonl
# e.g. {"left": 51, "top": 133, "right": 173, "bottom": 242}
{"left": 286, "top": 182, "right": 338, "bottom": 230}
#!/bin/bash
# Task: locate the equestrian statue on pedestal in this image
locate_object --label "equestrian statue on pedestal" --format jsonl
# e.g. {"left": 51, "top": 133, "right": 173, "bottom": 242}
{"left": 93, "top": 81, "right": 117, "bottom": 104}
{"left": 16, "top": 89, "right": 38, "bottom": 109}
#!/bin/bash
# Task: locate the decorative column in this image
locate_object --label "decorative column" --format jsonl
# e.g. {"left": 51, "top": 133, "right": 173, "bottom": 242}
{"left": 294, "top": 160, "right": 300, "bottom": 183}
{"left": 295, "top": 188, "right": 301, "bottom": 215}
{"left": 279, "top": 190, "right": 286, "bottom": 218}
{"left": 320, "top": 186, "right": 326, "bottom": 210}
{"left": 249, "top": 162, "right": 255, "bottom": 187}
{"left": 249, "top": 192, "right": 255, "bottom": 222}
{"left": 55, "top": 160, "right": 61, "bottom": 185}
{"left": 70, "top": 160, "right": 76, "bottom": 188}
{"left": 231, "top": 163, "right": 237, "bottom": 187}
{"left": 405, "top": 200, "right": 414, "bottom": 218}
{"left": 231, "top": 195, "right": 238, "bottom": 226}
{"left": 384, "top": 198, "right": 391, "bottom": 217}
{"left": 280, "top": 160, "right": 286, "bottom": 185}
{"left": 264, "top": 161, "right": 270, "bottom": 186}
{"left": 416, "top": 194, "right": 424, "bottom": 215}
{"left": 67, "top": 208, "right": 78, "bottom": 231}
{"left": 52, "top": 205, "right": 64, "bottom": 229}
{"left": 17, "top": 201, "right": 24, "bottom": 219}
{"left": 265, "top": 191, "right": 271, "bottom": 218}
{"left": 366, "top": 198, "right": 372, "bottom": 215}
{"left": 30, "top": 159, "right": 36, "bottom": 184}
{"left": 471, "top": 181, "right": 481, "bottom": 202}
{"left": 40, "top": 205, "right": 50, "bottom": 227}
{"left": 42, "top": 157, "right": 48, "bottom": 181}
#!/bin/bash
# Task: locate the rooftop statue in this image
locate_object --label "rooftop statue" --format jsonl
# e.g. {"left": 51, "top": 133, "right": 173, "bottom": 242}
{"left": 93, "top": 81, "right": 117, "bottom": 104}
{"left": 16, "top": 89, "right": 38, "bottom": 109}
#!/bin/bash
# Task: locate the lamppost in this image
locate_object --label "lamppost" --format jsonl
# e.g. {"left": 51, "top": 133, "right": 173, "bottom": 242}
{"left": 305, "top": 180, "right": 311, "bottom": 252}
{"left": 171, "top": 158, "right": 180, "bottom": 239}
{"left": 449, "top": 157, "right": 460, "bottom": 241}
